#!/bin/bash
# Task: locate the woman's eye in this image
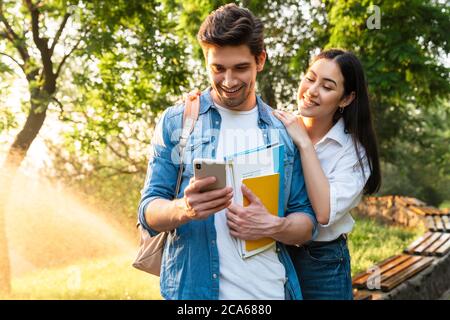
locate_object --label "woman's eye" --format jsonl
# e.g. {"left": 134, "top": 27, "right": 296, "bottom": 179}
{"left": 305, "top": 77, "right": 314, "bottom": 82}
{"left": 324, "top": 86, "right": 332, "bottom": 91}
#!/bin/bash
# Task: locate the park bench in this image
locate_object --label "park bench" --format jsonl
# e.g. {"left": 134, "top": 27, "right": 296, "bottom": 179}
{"left": 352, "top": 197, "right": 449, "bottom": 300}
{"left": 352, "top": 254, "right": 434, "bottom": 293}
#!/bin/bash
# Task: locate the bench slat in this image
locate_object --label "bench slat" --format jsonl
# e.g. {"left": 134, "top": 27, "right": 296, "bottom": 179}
{"left": 381, "top": 256, "right": 434, "bottom": 292}
{"left": 442, "top": 215, "right": 450, "bottom": 232}
{"left": 352, "top": 255, "right": 410, "bottom": 288}
{"left": 404, "top": 232, "right": 433, "bottom": 254}
{"left": 434, "top": 216, "right": 445, "bottom": 232}
{"left": 425, "top": 233, "right": 450, "bottom": 255}
{"left": 413, "top": 232, "right": 442, "bottom": 254}
{"left": 379, "top": 256, "right": 422, "bottom": 283}
{"left": 435, "top": 238, "right": 450, "bottom": 256}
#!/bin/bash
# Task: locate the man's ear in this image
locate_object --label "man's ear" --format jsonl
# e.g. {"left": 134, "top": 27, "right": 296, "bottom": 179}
{"left": 256, "top": 51, "right": 267, "bottom": 72}
{"left": 341, "top": 91, "right": 356, "bottom": 108}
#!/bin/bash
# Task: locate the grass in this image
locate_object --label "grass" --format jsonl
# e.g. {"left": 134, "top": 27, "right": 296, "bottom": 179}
{"left": 0, "top": 215, "right": 424, "bottom": 299}
{"left": 348, "top": 214, "right": 425, "bottom": 276}
{"left": 2, "top": 253, "right": 162, "bottom": 300}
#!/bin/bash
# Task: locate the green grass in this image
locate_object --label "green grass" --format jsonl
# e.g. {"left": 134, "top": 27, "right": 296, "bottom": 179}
{"left": 348, "top": 214, "right": 425, "bottom": 276}
{"left": 1, "top": 215, "right": 424, "bottom": 299}
{"left": 2, "top": 253, "right": 162, "bottom": 300}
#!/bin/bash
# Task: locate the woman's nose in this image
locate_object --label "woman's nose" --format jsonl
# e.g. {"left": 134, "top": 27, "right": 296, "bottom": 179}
{"left": 307, "top": 84, "right": 319, "bottom": 97}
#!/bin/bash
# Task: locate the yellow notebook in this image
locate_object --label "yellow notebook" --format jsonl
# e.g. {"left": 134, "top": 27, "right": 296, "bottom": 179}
{"left": 242, "top": 173, "right": 280, "bottom": 255}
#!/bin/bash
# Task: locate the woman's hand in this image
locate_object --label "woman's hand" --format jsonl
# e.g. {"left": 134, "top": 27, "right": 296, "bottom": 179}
{"left": 273, "top": 110, "right": 312, "bottom": 149}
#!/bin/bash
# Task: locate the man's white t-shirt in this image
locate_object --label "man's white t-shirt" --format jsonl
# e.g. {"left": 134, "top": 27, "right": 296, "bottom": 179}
{"left": 213, "top": 103, "right": 286, "bottom": 300}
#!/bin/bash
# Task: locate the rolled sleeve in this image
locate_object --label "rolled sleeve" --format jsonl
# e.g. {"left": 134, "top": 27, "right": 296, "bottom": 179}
{"left": 319, "top": 147, "right": 370, "bottom": 228}
{"left": 286, "top": 149, "right": 318, "bottom": 240}
{"left": 138, "top": 109, "right": 180, "bottom": 236}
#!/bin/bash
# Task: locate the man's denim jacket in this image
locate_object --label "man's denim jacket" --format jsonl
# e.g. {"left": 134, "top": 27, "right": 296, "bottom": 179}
{"left": 138, "top": 88, "right": 317, "bottom": 300}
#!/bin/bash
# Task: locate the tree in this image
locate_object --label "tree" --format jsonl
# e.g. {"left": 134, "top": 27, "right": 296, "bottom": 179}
{"left": 321, "top": 0, "right": 450, "bottom": 204}
{"left": 0, "top": 0, "right": 189, "bottom": 293}
{"left": 169, "top": 0, "right": 329, "bottom": 108}
{"left": 324, "top": 0, "right": 449, "bottom": 151}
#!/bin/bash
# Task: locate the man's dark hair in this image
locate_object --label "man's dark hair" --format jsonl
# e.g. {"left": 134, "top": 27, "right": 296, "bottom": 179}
{"left": 197, "top": 3, "right": 265, "bottom": 60}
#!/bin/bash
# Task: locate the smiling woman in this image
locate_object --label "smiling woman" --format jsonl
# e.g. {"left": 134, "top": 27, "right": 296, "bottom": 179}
{"left": 274, "top": 49, "right": 381, "bottom": 300}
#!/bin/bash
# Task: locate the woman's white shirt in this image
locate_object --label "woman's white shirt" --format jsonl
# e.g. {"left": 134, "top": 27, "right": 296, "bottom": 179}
{"left": 312, "top": 118, "right": 371, "bottom": 242}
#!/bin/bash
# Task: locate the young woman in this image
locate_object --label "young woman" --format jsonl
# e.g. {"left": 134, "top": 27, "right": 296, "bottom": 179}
{"left": 273, "top": 49, "right": 381, "bottom": 300}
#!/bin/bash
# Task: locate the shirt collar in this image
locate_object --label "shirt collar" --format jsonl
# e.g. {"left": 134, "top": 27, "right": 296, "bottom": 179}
{"left": 317, "top": 118, "right": 348, "bottom": 147}
{"left": 200, "top": 87, "right": 272, "bottom": 126}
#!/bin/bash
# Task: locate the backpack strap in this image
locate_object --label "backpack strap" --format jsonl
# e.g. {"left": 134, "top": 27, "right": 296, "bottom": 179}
{"left": 179, "top": 92, "right": 200, "bottom": 149}
{"left": 136, "top": 92, "right": 200, "bottom": 229}
{"left": 174, "top": 92, "right": 200, "bottom": 197}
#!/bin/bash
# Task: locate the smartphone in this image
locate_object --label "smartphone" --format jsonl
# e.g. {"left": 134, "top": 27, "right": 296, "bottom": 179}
{"left": 193, "top": 158, "right": 227, "bottom": 192}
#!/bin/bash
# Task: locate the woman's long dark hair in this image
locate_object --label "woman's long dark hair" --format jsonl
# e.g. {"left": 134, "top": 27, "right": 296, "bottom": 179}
{"left": 311, "top": 49, "right": 381, "bottom": 194}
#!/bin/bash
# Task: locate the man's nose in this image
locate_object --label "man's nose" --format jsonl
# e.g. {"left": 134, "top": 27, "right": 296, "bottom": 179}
{"left": 222, "top": 70, "right": 237, "bottom": 88}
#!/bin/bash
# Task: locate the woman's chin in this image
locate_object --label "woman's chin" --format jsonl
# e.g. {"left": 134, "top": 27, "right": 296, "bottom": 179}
{"left": 298, "top": 107, "right": 315, "bottom": 117}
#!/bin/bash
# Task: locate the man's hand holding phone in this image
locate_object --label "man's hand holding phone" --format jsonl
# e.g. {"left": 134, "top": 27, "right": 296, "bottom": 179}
{"left": 181, "top": 176, "right": 233, "bottom": 220}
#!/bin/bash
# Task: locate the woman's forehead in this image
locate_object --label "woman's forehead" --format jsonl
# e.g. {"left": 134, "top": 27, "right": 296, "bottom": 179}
{"left": 309, "top": 59, "right": 344, "bottom": 84}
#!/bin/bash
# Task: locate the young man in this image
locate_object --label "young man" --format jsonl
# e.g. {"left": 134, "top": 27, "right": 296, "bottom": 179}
{"left": 138, "top": 3, "right": 317, "bottom": 300}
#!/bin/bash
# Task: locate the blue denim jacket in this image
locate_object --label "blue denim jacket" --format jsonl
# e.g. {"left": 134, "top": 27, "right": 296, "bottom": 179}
{"left": 138, "top": 88, "right": 317, "bottom": 300}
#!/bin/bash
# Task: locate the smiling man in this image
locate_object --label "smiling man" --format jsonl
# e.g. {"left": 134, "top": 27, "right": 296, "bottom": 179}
{"left": 138, "top": 3, "right": 317, "bottom": 300}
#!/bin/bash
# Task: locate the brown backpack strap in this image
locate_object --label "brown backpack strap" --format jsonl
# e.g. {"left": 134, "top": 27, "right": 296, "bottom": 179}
{"left": 175, "top": 92, "right": 201, "bottom": 197}
{"left": 183, "top": 92, "right": 200, "bottom": 129}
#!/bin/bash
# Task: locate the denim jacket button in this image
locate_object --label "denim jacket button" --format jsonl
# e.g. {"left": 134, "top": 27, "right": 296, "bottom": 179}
{"left": 213, "top": 273, "right": 217, "bottom": 279}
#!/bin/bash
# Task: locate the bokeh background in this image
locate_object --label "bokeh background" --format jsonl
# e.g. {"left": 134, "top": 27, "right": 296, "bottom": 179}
{"left": 0, "top": 0, "right": 448, "bottom": 299}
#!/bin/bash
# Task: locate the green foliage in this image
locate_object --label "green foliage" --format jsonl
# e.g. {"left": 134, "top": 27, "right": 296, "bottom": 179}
{"left": 0, "top": 108, "right": 17, "bottom": 133}
{"left": 324, "top": 0, "right": 450, "bottom": 152}
{"left": 170, "top": 0, "right": 329, "bottom": 107}
{"left": 2, "top": 0, "right": 449, "bottom": 210}
{"left": 319, "top": 0, "right": 450, "bottom": 205}
{"left": 59, "top": 0, "right": 190, "bottom": 154}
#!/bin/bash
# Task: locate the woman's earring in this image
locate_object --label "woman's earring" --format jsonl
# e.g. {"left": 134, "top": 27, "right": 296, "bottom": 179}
{"left": 339, "top": 106, "right": 344, "bottom": 113}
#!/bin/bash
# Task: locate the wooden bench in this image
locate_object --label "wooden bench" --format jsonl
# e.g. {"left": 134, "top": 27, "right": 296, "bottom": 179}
{"left": 404, "top": 232, "right": 450, "bottom": 256}
{"left": 352, "top": 254, "right": 434, "bottom": 292}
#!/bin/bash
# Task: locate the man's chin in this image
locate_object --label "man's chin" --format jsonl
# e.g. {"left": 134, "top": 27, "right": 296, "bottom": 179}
{"left": 218, "top": 96, "right": 245, "bottom": 108}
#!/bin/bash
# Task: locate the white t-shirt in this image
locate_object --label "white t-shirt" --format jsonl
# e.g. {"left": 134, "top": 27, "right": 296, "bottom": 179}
{"left": 213, "top": 103, "right": 286, "bottom": 300}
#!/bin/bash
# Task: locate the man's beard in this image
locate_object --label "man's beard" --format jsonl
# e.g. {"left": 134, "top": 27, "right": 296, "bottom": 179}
{"left": 214, "top": 82, "right": 251, "bottom": 109}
